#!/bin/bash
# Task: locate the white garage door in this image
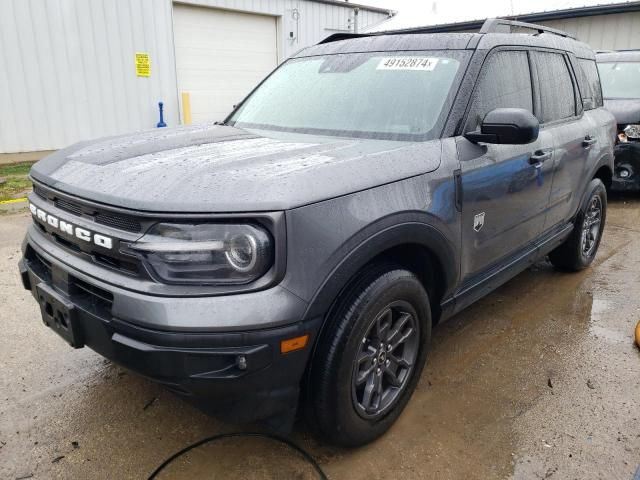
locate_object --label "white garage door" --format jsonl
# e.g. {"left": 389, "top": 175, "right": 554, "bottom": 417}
{"left": 173, "top": 5, "right": 278, "bottom": 123}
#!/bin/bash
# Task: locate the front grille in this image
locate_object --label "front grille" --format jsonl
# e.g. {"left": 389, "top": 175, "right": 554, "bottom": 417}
{"left": 31, "top": 182, "right": 146, "bottom": 278}
{"left": 34, "top": 185, "right": 48, "bottom": 200}
{"left": 93, "top": 252, "right": 139, "bottom": 275}
{"left": 55, "top": 198, "right": 83, "bottom": 216}
{"left": 95, "top": 211, "right": 141, "bottom": 233}
{"left": 34, "top": 183, "right": 143, "bottom": 234}
{"left": 52, "top": 233, "right": 82, "bottom": 253}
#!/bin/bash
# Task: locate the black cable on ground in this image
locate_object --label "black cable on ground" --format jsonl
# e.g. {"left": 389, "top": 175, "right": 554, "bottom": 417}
{"left": 148, "top": 431, "right": 328, "bottom": 480}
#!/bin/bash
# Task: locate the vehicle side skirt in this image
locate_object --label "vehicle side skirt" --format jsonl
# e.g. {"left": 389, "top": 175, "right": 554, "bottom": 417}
{"left": 444, "top": 222, "right": 573, "bottom": 319}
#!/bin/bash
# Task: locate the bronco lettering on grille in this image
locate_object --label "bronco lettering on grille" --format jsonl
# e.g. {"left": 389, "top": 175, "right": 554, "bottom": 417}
{"left": 29, "top": 203, "right": 113, "bottom": 250}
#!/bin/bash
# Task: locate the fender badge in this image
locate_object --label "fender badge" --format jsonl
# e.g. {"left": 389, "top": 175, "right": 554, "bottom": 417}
{"left": 473, "top": 212, "right": 485, "bottom": 232}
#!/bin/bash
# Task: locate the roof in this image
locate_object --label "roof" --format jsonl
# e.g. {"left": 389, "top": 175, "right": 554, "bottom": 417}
{"left": 306, "top": 19, "right": 594, "bottom": 59}
{"left": 368, "top": 1, "right": 640, "bottom": 34}
{"left": 308, "top": 0, "right": 394, "bottom": 16}
{"left": 299, "top": 34, "right": 594, "bottom": 61}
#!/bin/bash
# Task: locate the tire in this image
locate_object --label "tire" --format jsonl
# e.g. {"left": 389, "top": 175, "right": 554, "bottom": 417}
{"left": 548, "top": 178, "right": 607, "bottom": 271}
{"left": 306, "top": 264, "right": 431, "bottom": 447}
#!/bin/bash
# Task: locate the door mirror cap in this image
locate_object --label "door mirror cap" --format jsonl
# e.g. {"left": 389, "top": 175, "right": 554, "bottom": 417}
{"left": 464, "top": 108, "right": 540, "bottom": 145}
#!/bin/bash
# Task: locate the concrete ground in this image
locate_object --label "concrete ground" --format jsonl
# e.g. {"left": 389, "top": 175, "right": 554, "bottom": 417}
{"left": 1, "top": 196, "right": 639, "bottom": 480}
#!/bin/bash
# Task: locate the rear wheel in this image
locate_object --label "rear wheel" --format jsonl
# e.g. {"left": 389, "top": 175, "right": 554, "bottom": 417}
{"left": 307, "top": 265, "right": 431, "bottom": 447}
{"left": 549, "top": 179, "right": 607, "bottom": 271}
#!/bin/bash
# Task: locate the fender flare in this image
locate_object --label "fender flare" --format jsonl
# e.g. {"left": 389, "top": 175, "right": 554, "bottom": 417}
{"left": 300, "top": 221, "right": 459, "bottom": 323}
{"left": 577, "top": 154, "right": 613, "bottom": 216}
{"left": 571, "top": 153, "right": 613, "bottom": 222}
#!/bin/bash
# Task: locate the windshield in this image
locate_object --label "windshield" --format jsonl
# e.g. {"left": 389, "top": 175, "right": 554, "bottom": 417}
{"left": 228, "top": 51, "right": 467, "bottom": 141}
{"left": 597, "top": 61, "right": 640, "bottom": 99}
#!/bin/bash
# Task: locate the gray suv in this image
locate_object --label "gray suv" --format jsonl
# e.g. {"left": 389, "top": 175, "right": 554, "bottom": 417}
{"left": 19, "top": 19, "right": 615, "bottom": 446}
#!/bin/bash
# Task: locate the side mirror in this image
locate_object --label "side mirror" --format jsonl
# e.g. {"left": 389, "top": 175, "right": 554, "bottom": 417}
{"left": 464, "top": 108, "right": 539, "bottom": 144}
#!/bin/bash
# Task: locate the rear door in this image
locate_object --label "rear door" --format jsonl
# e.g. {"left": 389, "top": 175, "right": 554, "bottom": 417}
{"left": 457, "top": 49, "right": 554, "bottom": 284}
{"left": 575, "top": 57, "right": 616, "bottom": 184}
{"left": 531, "top": 50, "right": 594, "bottom": 231}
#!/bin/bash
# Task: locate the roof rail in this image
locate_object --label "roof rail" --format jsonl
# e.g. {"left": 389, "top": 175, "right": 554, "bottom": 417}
{"left": 318, "top": 32, "right": 370, "bottom": 44}
{"left": 480, "top": 18, "right": 576, "bottom": 39}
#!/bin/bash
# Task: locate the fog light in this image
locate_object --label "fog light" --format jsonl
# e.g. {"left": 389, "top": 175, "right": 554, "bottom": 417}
{"left": 619, "top": 168, "right": 630, "bottom": 178}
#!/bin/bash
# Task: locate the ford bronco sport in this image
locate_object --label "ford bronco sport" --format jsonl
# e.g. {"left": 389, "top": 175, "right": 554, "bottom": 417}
{"left": 596, "top": 50, "right": 640, "bottom": 190}
{"left": 19, "top": 19, "right": 615, "bottom": 447}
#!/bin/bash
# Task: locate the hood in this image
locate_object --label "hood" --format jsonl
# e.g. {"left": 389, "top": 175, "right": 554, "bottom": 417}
{"left": 603, "top": 99, "right": 640, "bottom": 125}
{"left": 31, "top": 123, "right": 442, "bottom": 212}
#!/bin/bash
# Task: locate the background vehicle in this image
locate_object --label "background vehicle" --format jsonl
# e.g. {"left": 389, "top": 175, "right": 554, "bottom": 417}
{"left": 19, "top": 19, "right": 614, "bottom": 447}
{"left": 597, "top": 50, "right": 640, "bottom": 190}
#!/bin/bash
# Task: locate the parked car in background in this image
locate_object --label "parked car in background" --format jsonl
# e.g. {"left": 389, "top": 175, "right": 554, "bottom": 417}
{"left": 19, "top": 19, "right": 615, "bottom": 447}
{"left": 597, "top": 50, "right": 640, "bottom": 190}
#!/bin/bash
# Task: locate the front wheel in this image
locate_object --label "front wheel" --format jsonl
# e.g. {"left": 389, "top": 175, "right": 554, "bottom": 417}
{"left": 549, "top": 178, "right": 607, "bottom": 271}
{"left": 306, "top": 265, "right": 431, "bottom": 447}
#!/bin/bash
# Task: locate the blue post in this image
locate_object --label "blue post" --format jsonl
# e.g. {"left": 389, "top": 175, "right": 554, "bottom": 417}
{"left": 157, "top": 101, "right": 167, "bottom": 128}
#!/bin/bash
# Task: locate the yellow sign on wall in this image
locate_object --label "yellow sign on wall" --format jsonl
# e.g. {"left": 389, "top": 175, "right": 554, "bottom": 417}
{"left": 135, "top": 52, "right": 151, "bottom": 77}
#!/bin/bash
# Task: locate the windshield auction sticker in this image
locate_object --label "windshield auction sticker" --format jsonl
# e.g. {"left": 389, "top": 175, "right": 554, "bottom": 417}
{"left": 377, "top": 57, "right": 439, "bottom": 71}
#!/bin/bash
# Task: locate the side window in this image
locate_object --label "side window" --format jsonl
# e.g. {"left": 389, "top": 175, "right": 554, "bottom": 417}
{"left": 532, "top": 51, "right": 577, "bottom": 123}
{"left": 464, "top": 51, "right": 533, "bottom": 132}
{"left": 578, "top": 59, "right": 604, "bottom": 108}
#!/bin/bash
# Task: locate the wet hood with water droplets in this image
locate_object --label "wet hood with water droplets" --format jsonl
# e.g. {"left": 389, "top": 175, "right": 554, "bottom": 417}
{"left": 31, "top": 123, "right": 442, "bottom": 212}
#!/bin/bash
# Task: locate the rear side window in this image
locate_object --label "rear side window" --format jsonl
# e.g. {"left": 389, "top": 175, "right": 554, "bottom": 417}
{"left": 532, "top": 51, "right": 577, "bottom": 123}
{"left": 577, "top": 59, "right": 604, "bottom": 108}
{"left": 464, "top": 51, "right": 533, "bottom": 132}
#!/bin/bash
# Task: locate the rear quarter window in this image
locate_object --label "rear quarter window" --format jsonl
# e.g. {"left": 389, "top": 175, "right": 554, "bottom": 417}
{"left": 577, "top": 59, "right": 604, "bottom": 108}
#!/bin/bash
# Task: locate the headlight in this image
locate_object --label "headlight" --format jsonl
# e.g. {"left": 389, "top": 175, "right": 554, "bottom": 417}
{"left": 126, "top": 223, "right": 273, "bottom": 285}
{"left": 624, "top": 124, "right": 640, "bottom": 140}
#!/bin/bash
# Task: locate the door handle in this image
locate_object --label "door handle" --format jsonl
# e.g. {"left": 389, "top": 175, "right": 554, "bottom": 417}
{"left": 529, "top": 150, "right": 552, "bottom": 165}
{"left": 583, "top": 134, "right": 597, "bottom": 147}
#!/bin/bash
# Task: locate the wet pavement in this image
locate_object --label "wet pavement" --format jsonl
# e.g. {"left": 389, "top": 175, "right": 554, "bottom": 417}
{"left": 1, "top": 196, "right": 639, "bottom": 479}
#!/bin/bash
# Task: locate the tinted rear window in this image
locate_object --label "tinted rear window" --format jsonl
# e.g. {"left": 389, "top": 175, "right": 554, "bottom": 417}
{"left": 532, "top": 51, "right": 577, "bottom": 123}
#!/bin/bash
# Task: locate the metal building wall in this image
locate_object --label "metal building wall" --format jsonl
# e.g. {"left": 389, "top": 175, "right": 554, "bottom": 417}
{"left": 538, "top": 12, "right": 640, "bottom": 50}
{"left": 0, "top": 0, "right": 179, "bottom": 154}
{"left": 0, "top": 0, "right": 389, "bottom": 154}
{"left": 175, "top": 0, "right": 391, "bottom": 62}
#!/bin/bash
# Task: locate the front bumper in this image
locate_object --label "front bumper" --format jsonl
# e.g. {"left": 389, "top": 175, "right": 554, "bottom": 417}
{"left": 612, "top": 142, "right": 640, "bottom": 191}
{"left": 19, "top": 235, "right": 321, "bottom": 423}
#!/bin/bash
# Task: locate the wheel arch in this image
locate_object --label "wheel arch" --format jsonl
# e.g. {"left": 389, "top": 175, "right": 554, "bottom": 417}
{"left": 301, "top": 222, "right": 459, "bottom": 328}
{"left": 592, "top": 163, "right": 612, "bottom": 191}
{"left": 575, "top": 155, "right": 613, "bottom": 218}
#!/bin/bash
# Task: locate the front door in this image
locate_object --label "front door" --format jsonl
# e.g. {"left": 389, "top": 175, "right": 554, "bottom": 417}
{"left": 457, "top": 50, "right": 554, "bottom": 283}
{"left": 458, "top": 133, "right": 554, "bottom": 283}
